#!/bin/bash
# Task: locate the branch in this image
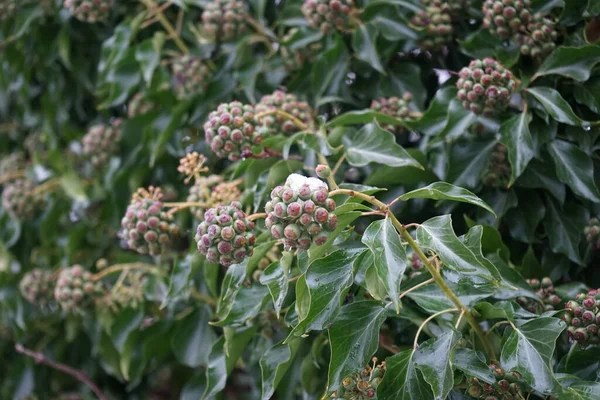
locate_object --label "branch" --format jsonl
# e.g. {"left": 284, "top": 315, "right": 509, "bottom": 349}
{"left": 15, "top": 344, "right": 108, "bottom": 400}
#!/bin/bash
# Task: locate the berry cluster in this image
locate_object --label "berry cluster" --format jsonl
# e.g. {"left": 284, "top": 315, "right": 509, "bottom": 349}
{"left": 410, "top": 6, "right": 454, "bottom": 51}
{"left": 252, "top": 245, "right": 282, "bottom": 281}
{"left": 120, "top": 187, "right": 180, "bottom": 256}
{"left": 187, "top": 175, "right": 225, "bottom": 220}
{"left": 456, "top": 58, "right": 517, "bottom": 115}
{"left": 516, "top": 277, "right": 561, "bottom": 314}
{"left": 563, "top": 289, "right": 600, "bottom": 346}
{"left": 19, "top": 269, "right": 54, "bottom": 306}
{"left": 483, "top": 143, "right": 511, "bottom": 188}
{"left": 195, "top": 201, "right": 256, "bottom": 267}
{"left": 280, "top": 29, "right": 323, "bottom": 71}
{"left": 128, "top": 92, "right": 157, "bottom": 118}
{"left": 81, "top": 119, "right": 122, "bottom": 168}
{"left": 1, "top": 179, "right": 45, "bottom": 220}
{"left": 370, "top": 93, "right": 422, "bottom": 134}
{"left": 466, "top": 363, "right": 528, "bottom": 399}
{"left": 331, "top": 359, "right": 386, "bottom": 399}
{"left": 265, "top": 174, "right": 337, "bottom": 251}
{"left": 201, "top": 0, "right": 249, "bottom": 41}
{"left": 203, "top": 101, "right": 266, "bottom": 161}
{"left": 0, "top": 0, "right": 15, "bottom": 21}
{"left": 421, "top": 0, "right": 471, "bottom": 20}
{"left": 171, "top": 55, "right": 213, "bottom": 99}
{"left": 54, "top": 265, "right": 104, "bottom": 313}
{"left": 584, "top": 218, "right": 600, "bottom": 251}
{"left": 255, "top": 90, "right": 313, "bottom": 135}
{"left": 515, "top": 14, "right": 558, "bottom": 61}
{"left": 482, "top": 0, "right": 532, "bottom": 39}
{"left": 302, "top": 0, "right": 356, "bottom": 34}
{"left": 0, "top": 151, "right": 26, "bottom": 177}
{"left": 63, "top": 0, "right": 113, "bottom": 23}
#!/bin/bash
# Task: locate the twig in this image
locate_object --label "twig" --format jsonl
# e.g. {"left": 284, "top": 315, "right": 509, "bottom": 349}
{"left": 190, "top": 288, "right": 217, "bottom": 306}
{"left": 455, "top": 309, "right": 466, "bottom": 329}
{"left": 331, "top": 153, "right": 347, "bottom": 176}
{"left": 255, "top": 110, "right": 309, "bottom": 131}
{"left": 139, "top": 0, "right": 189, "bottom": 54}
{"left": 30, "top": 178, "right": 61, "bottom": 197}
{"left": 0, "top": 170, "right": 26, "bottom": 185}
{"left": 248, "top": 213, "right": 267, "bottom": 222}
{"left": 93, "top": 263, "right": 163, "bottom": 281}
{"left": 15, "top": 344, "right": 108, "bottom": 400}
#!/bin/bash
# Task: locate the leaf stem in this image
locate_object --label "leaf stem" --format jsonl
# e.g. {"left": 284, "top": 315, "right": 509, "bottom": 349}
{"left": 398, "top": 278, "right": 434, "bottom": 300}
{"left": 0, "top": 170, "right": 26, "bottom": 185}
{"left": 15, "top": 344, "right": 108, "bottom": 400}
{"left": 485, "top": 320, "right": 511, "bottom": 336}
{"left": 139, "top": 0, "right": 189, "bottom": 54}
{"left": 248, "top": 212, "right": 267, "bottom": 221}
{"left": 93, "top": 263, "right": 163, "bottom": 281}
{"left": 413, "top": 308, "right": 460, "bottom": 349}
{"left": 331, "top": 153, "right": 347, "bottom": 176}
{"left": 255, "top": 110, "right": 309, "bottom": 131}
{"left": 190, "top": 288, "right": 217, "bottom": 306}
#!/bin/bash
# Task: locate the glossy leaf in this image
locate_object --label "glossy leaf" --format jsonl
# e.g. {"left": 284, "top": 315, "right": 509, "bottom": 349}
{"left": 526, "top": 87, "right": 587, "bottom": 127}
{"left": 414, "top": 330, "right": 460, "bottom": 399}
{"left": 362, "top": 218, "right": 407, "bottom": 313}
{"left": 499, "top": 111, "right": 534, "bottom": 187}
{"left": 377, "top": 349, "right": 433, "bottom": 400}
{"left": 533, "top": 45, "right": 600, "bottom": 82}
{"left": 260, "top": 339, "right": 301, "bottom": 400}
{"left": 171, "top": 307, "right": 216, "bottom": 368}
{"left": 352, "top": 23, "right": 385, "bottom": 73}
{"left": 542, "top": 196, "right": 586, "bottom": 264}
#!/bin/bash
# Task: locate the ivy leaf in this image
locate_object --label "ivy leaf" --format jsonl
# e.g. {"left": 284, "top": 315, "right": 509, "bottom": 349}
{"left": 327, "top": 301, "right": 388, "bottom": 393}
{"left": 377, "top": 349, "right": 433, "bottom": 399}
{"left": 202, "top": 337, "right": 227, "bottom": 399}
{"left": 563, "top": 382, "right": 600, "bottom": 400}
{"left": 170, "top": 307, "right": 216, "bottom": 367}
{"left": 533, "top": 45, "right": 600, "bottom": 82}
{"left": 260, "top": 340, "right": 301, "bottom": 400}
{"left": 410, "top": 87, "right": 456, "bottom": 137}
{"left": 414, "top": 330, "right": 460, "bottom": 399}
{"left": 212, "top": 283, "right": 269, "bottom": 327}
{"left": 352, "top": 23, "right": 385, "bottom": 73}
{"left": 395, "top": 182, "right": 496, "bottom": 216}
{"left": 504, "top": 189, "right": 545, "bottom": 244}
{"left": 542, "top": 195, "right": 586, "bottom": 265}
{"left": 308, "top": 208, "right": 362, "bottom": 262}
{"left": 547, "top": 139, "right": 600, "bottom": 202}
{"left": 500, "top": 317, "right": 567, "bottom": 393}
{"left": 516, "top": 158, "right": 566, "bottom": 204}
{"left": 526, "top": 87, "right": 587, "bottom": 127}
{"left": 288, "top": 250, "right": 356, "bottom": 338}
{"left": 362, "top": 218, "right": 407, "bottom": 313}
{"left": 344, "top": 122, "right": 423, "bottom": 169}
{"left": 447, "top": 140, "right": 496, "bottom": 189}
{"left": 433, "top": 99, "right": 477, "bottom": 143}
{"left": 416, "top": 215, "right": 499, "bottom": 285}
{"left": 474, "top": 301, "right": 537, "bottom": 321}
{"left": 499, "top": 111, "right": 534, "bottom": 187}
{"left": 135, "top": 33, "right": 164, "bottom": 84}
{"left": 325, "top": 110, "right": 408, "bottom": 129}
{"left": 259, "top": 257, "right": 291, "bottom": 318}
{"left": 452, "top": 348, "right": 496, "bottom": 384}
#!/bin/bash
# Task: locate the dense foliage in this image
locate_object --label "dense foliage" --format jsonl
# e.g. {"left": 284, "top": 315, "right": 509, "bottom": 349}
{"left": 1, "top": 0, "right": 600, "bottom": 399}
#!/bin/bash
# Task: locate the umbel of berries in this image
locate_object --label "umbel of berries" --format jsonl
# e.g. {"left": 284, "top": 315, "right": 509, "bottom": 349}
{"left": 482, "top": 0, "right": 532, "bottom": 39}
{"left": 204, "top": 101, "right": 266, "bottom": 161}
{"left": 332, "top": 359, "right": 386, "bottom": 399}
{"left": 302, "top": 0, "right": 357, "bottom": 34}
{"left": 584, "top": 218, "right": 600, "bottom": 251}
{"left": 483, "top": 143, "right": 511, "bottom": 188}
{"left": 456, "top": 58, "right": 517, "bottom": 115}
{"left": 201, "top": 0, "right": 249, "bottom": 42}
{"left": 171, "top": 55, "right": 213, "bottom": 99}
{"left": 54, "top": 265, "right": 103, "bottom": 313}
{"left": 195, "top": 201, "right": 256, "bottom": 267}
{"left": 0, "top": 0, "right": 16, "bottom": 21}
{"left": 563, "top": 289, "right": 600, "bottom": 346}
{"left": 1, "top": 179, "right": 45, "bottom": 219}
{"left": 120, "top": 187, "right": 180, "bottom": 256}
{"left": 265, "top": 174, "right": 338, "bottom": 251}
{"left": 515, "top": 13, "right": 558, "bottom": 61}
{"left": 421, "top": 0, "right": 471, "bottom": 20}
{"left": 370, "top": 94, "right": 422, "bottom": 134}
{"left": 466, "top": 363, "right": 528, "bottom": 399}
{"left": 63, "top": 0, "right": 113, "bottom": 23}
{"left": 81, "top": 119, "right": 122, "bottom": 168}
{"left": 19, "top": 269, "right": 54, "bottom": 306}
{"left": 128, "top": 92, "right": 157, "bottom": 118}
{"left": 516, "top": 277, "right": 561, "bottom": 314}
{"left": 255, "top": 90, "right": 313, "bottom": 135}
{"left": 410, "top": 6, "right": 454, "bottom": 51}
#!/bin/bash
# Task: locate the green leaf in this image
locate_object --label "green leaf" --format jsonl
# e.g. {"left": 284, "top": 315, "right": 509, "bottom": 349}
{"left": 410, "top": 87, "right": 456, "bottom": 137}
{"left": 171, "top": 307, "right": 216, "bottom": 368}
{"left": 547, "top": 139, "right": 600, "bottom": 202}
{"left": 361, "top": 218, "right": 407, "bottom": 313}
{"left": 212, "top": 282, "right": 270, "bottom": 327}
{"left": 526, "top": 87, "right": 587, "bottom": 127}
{"left": 452, "top": 348, "right": 496, "bottom": 384}
{"left": 516, "top": 158, "right": 566, "bottom": 204}
{"left": 325, "top": 110, "right": 408, "bottom": 129}
{"left": 533, "top": 45, "right": 600, "bottom": 82}
{"left": 414, "top": 331, "right": 460, "bottom": 400}
{"left": 504, "top": 190, "right": 545, "bottom": 244}
{"left": 542, "top": 195, "right": 586, "bottom": 264}
{"left": 260, "top": 339, "right": 301, "bottom": 400}
{"left": 474, "top": 301, "right": 537, "bottom": 321}
{"left": 308, "top": 208, "right": 362, "bottom": 262}
{"left": 396, "top": 182, "right": 496, "bottom": 216}
{"left": 288, "top": 250, "right": 356, "bottom": 338}
{"left": 416, "top": 215, "right": 500, "bottom": 285}
{"left": 259, "top": 258, "right": 290, "bottom": 318}
{"left": 344, "top": 122, "right": 423, "bottom": 169}
{"left": 433, "top": 99, "right": 477, "bottom": 143}
{"left": 327, "top": 301, "right": 388, "bottom": 393}
{"left": 447, "top": 140, "right": 496, "bottom": 189}
{"left": 500, "top": 317, "right": 566, "bottom": 393}
{"left": 203, "top": 337, "right": 227, "bottom": 399}
{"left": 135, "top": 33, "right": 165, "bottom": 85}
{"left": 352, "top": 23, "right": 385, "bottom": 73}
{"left": 499, "top": 111, "right": 534, "bottom": 187}
{"left": 377, "top": 350, "right": 433, "bottom": 399}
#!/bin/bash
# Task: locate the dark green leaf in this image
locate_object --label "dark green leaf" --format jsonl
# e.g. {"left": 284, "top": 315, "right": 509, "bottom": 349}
{"left": 352, "top": 23, "right": 385, "bottom": 73}
{"left": 526, "top": 87, "right": 587, "bottom": 127}
{"left": 414, "top": 330, "right": 460, "bottom": 399}
{"left": 452, "top": 348, "right": 496, "bottom": 384}
{"left": 260, "top": 339, "right": 301, "bottom": 400}
{"left": 542, "top": 195, "right": 586, "bottom": 264}
{"left": 533, "top": 45, "right": 600, "bottom": 82}
{"left": 377, "top": 350, "right": 433, "bottom": 399}
{"left": 499, "top": 111, "right": 534, "bottom": 187}
{"left": 171, "top": 307, "right": 216, "bottom": 367}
